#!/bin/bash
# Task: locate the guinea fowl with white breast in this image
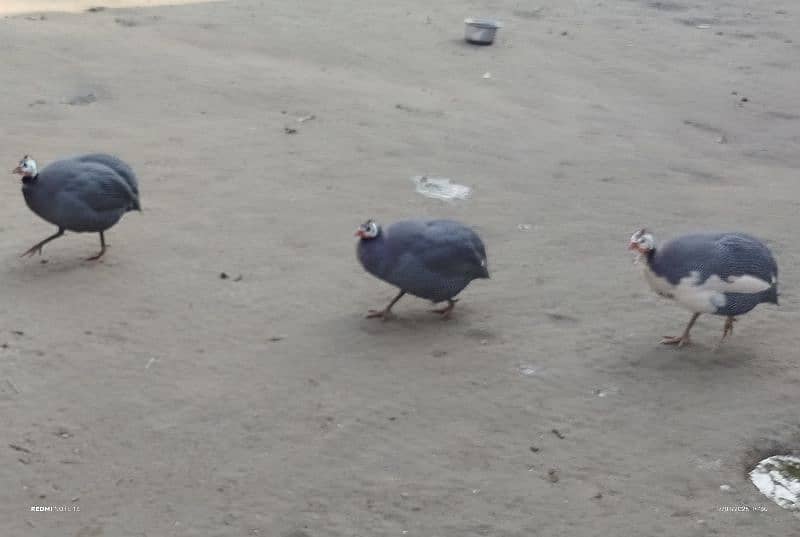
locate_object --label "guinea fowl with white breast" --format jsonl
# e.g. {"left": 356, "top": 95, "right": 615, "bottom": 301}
{"left": 13, "top": 154, "right": 141, "bottom": 260}
{"left": 355, "top": 218, "right": 489, "bottom": 319}
{"left": 629, "top": 229, "right": 778, "bottom": 348}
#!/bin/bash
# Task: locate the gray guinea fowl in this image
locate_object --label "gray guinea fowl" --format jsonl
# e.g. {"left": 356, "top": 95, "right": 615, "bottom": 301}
{"left": 629, "top": 229, "right": 778, "bottom": 348}
{"left": 13, "top": 154, "right": 141, "bottom": 260}
{"left": 355, "top": 218, "right": 489, "bottom": 319}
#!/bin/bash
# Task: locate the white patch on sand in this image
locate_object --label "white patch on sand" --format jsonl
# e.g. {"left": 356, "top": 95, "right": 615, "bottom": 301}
{"left": 411, "top": 176, "right": 471, "bottom": 201}
{"left": 750, "top": 455, "right": 800, "bottom": 510}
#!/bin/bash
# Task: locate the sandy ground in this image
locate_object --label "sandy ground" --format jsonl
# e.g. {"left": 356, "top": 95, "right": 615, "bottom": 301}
{"left": 1, "top": 1, "right": 799, "bottom": 535}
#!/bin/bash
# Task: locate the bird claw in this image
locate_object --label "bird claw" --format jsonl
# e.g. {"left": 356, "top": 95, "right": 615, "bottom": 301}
{"left": 20, "top": 246, "right": 42, "bottom": 258}
{"left": 661, "top": 335, "right": 690, "bottom": 347}
{"left": 366, "top": 309, "right": 392, "bottom": 321}
{"left": 430, "top": 299, "right": 458, "bottom": 318}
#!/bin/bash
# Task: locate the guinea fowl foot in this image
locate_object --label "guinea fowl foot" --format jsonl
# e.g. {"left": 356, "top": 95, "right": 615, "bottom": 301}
{"left": 713, "top": 317, "right": 736, "bottom": 351}
{"left": 660, "top": 313, "right": 700, "bottom": 349}
{"left": 20, "top": 228, "right": 65, "bottom": 258}
{"left": 430, "top": 299, "right": 458, "bottom": 319}
{"left": 86, "top": 232, "right": 107, "bottom": 261}
{"left": 21, "top": 244, "right": 44, "bottom": 257}
{"left": 661, "top": 335, "right": 691, "bottom": 347}
{"left": 365, "top": 290, "right": 406, "bottom": 321}
{"left": 366, "top": 309, "right": 393, "bottom": 321}
{"left": 86, "top": 247, "right": 107, "bottom": 261}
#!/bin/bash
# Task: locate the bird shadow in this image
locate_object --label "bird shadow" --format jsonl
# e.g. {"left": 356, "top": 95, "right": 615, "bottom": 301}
{"left": 5, "top": 254, "right": 105, "bottom": 279}
{"left": 622, "top": 341, "right": 760, "bottom": 381}
{"left": 357, "top": 310, "right": 465, "bottom": 335}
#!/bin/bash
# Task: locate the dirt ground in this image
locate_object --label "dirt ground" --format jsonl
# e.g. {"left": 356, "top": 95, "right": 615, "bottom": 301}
{"left": 1, "top": 1, "right": 799, "bottom": 535}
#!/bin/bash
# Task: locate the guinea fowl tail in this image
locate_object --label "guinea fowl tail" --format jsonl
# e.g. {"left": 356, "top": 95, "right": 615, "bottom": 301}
{"left": 768, "top": 285, "right": 779, "bottom": 305}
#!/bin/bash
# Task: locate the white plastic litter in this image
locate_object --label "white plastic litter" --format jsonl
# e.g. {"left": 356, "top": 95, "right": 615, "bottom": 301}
{"left": 750, "top": 455, "right": 800, "bottom": 510}
{"left": 411, "top": 176, "right": 472, "bottom": 201}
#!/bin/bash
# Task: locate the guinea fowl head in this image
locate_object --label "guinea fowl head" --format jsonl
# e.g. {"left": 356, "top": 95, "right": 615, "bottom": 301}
{"left": 629, "top": 228, "right": 655, "bottom": 254}
{"left": 354, "top": 219, "right": 380, "bottom": 239}
{"left": 12, "top": 155, "right": 37, "bottom": 178}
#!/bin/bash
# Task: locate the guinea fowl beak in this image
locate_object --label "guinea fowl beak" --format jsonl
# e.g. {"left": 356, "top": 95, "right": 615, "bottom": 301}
{"left": 12, "top": 166, "right": 22, "bottom": 175}
{"left": 628, "top": 242, "right": 638, "bottom": 251}
{"left": 354, "top": 230, "right": 363, "bottom": 237}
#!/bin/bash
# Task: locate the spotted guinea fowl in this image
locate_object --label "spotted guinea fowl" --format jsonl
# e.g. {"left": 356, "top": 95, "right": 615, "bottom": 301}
{"left": 355, "top": 218, "right": 489, "bottom": 319}
{"left": 13, "top": 154, "right": 141, "bottom": 260}
{"left": 629, "top": 229, "right": 778, "bottom": 348}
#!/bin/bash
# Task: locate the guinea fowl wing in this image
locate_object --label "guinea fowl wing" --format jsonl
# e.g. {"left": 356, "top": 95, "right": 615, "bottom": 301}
{"left": 655, "top": 233, "right": 775, "bottom": 293}
{"left": 74, "top": 154, "right": 139, "bottom": 195}
{"left": 712, "top": 234, "right": 777, "bottom": 285}
{"left": 61, "top": 164, "right": 138, "bottom": 213}
{"left": 402, "top": 220, "right": 488, "bottom": 279}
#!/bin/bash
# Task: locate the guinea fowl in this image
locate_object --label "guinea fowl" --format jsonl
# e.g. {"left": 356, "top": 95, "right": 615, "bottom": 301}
{"left": 13, "top": 154, "right": 141, "bottom": 260}
{"left": 629, "top": 229, "right": 778, "bottom": 348}
{"left": 355, "top": 218, "right": 489, "bottom": 319}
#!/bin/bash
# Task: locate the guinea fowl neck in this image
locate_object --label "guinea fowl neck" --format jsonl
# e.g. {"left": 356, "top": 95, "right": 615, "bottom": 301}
{"left": 21, "top": 174, "right": 38, "bottom": 185}
{"left": 357, "top": 232, "right": 386, "bottom": 271}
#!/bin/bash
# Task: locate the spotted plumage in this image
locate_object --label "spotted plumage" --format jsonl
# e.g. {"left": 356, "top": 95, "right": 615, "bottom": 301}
{"left": 630, "top": 229, "right": 778, "bottom": 348}
{"left": 356, "top": 218, "right": 489, "bottom": 318}
{"left": 14, "top": 153, "right": 141, "bottom": 260}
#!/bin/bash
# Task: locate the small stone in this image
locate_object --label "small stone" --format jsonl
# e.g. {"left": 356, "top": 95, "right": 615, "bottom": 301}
{"left": 720, "top": 484, "right": 732, "bottom": 492}
{"left": 547, "top": 468, "right": 560, "bottom": 483}
{"left": 530, "top": 445, "right": 540, "bottom": 453}
{"left": 219, "top": 272, "right": 229, "bottom": 279}
{"left": 741, "top": 97, "right": 749, "bottom": 102}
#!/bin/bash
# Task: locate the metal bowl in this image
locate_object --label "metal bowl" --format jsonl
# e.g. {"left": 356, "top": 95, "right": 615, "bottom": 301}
{"left": 464, "top": 18, "right": 502, "bottom": 45}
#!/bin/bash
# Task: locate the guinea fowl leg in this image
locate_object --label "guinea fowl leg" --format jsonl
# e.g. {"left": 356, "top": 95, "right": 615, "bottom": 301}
{"left": 21, "top": 227, "right": 65, "bottom": 257}
{"left": 661, "top": 312, "right": 700, "bottom": 347}
{"left": 366, "top": 290, "right": 406, "bottom": 320}
{"left": 713, "top": 317, "right": 736, "bottom": 351}
{"left": 431, "top": 299, "right": 458, "bottom": 319}
{"left": 86, "top": 232, "right": 107, "bottom": 261}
